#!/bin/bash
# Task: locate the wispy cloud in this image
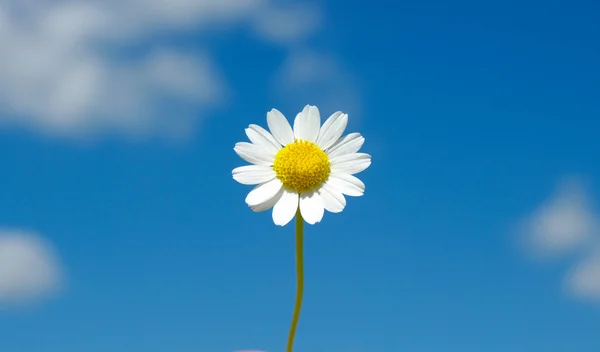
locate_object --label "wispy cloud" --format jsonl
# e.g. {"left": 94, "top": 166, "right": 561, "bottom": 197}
{"left": 272, "top": 49, "right": 361, "bottom": 118}
{"left": 0, "top": 0, "right": 323, "bottom": 139}
{"left": 521, "top": 179, "right": 597, "bottom": 259}
{"left": 0, "top": 230, "right": 63, "bottom": 306}
{"left": 251, "top": 2, "right": 321, "bottom": 45}
{"left": 566, "top": 251, "right": 600, "bottom": 301}
{"left": 519, "top": 177, "right": 600, "bottom": 303}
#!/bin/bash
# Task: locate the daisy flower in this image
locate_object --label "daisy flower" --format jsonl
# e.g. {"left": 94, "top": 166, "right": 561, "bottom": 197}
{"left": 231, "top": 104, "right": 371, "bottom": 352}
{"left": 232, "top": 105, "right": 371, "bottom": 226}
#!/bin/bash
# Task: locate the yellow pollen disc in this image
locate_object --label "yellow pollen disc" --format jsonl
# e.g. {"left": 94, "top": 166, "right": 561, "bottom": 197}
{"left": 273, "top": 139, "right": 331, "bottom": 193}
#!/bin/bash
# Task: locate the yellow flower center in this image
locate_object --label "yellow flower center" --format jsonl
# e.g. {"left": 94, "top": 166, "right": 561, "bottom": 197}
{"left": 273, "top": 139, "right": 331, "bottom": 193}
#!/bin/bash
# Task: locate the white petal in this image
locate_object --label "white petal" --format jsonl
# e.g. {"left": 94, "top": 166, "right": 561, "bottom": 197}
{"left": 245, "top": 178, "right": 283, "bottom": 206}
{"left": 293, "top": 105, "right": 320, "bottom": 142}
{"left": 318, "top": 183, "right": 346, "bottom": 213}
{"left": 327, "top": 133, "right": 365, "bottom": 158}
{"left": 331, "top": 153, "right": 371, "bottom": 175}
{"left": 272, "top": 190, "right": 299, "bottom": 226}
{"left": 267, "top": 109, "right": 294, "bottom": 146}
{"left": 336, "top": 173, "right": 366, "bottom": 190}
{"left": 299, "top": 191, "right": 325, "bottom": 224}
{"left": 316, "top": 112, "right": 348, "bottom": 150}
{"left": 315, "top": 111, "right": 342, "bottom": 145}
{"left": 251, "top": 188, "right": 284, "bottom": 212}
{"left": 234, "top": 142, "right": 275, "bottom": 166}
{"left": 330, "top": 152, "right": 369, "bottom": 164}
{"left": 232, "top": 165, "right": 276, "bottom": 185}
{"left": 246, "top": 125, "right": 280, "bottom": 154}
{"left": 326, "top": 173, "right": 365, "bottom": 197}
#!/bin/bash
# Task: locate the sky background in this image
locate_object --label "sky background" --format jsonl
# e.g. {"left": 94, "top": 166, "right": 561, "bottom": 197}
{"left": 1, "top": 0, "right": 599, "bottom": 351}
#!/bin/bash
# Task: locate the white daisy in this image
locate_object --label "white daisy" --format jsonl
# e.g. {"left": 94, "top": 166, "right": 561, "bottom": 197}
{"left": 232, "top": 105, "right": 371, "bottom": 226}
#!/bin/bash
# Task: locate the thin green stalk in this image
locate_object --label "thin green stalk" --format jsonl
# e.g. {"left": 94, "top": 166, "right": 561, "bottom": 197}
{"left": 286, "top": 210, "right": 304, "bottom": 352}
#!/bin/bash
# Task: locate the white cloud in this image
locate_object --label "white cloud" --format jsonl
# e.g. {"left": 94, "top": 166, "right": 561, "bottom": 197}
{"left": 273, "top": 49, "right": 361, "bottom": 118}
{"left": 0, "top": 230, "right": 63, "bottom": 306}
{"left": 566, "top": 251, "right": 600, "bottom": 301}
{"left": 0, "top": 0, "right": 322, "bottom": 138}
{"left": 521, "top": 179, "right": 597, "bottom": 259}
{"left": 251, "top": 3, "right": 321, "bottom": 45}
{"left": 520, "top": 177, "right": 600, "bottom": 303}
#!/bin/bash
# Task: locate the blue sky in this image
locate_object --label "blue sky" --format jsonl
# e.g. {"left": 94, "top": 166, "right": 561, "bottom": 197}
{"left": 1, "top": 0, "right": 600, "bottom": 351}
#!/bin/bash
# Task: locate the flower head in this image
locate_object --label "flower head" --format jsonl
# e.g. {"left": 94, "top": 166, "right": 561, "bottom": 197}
{"left": 233, "top": 105, "right": 371, "bottom": 226}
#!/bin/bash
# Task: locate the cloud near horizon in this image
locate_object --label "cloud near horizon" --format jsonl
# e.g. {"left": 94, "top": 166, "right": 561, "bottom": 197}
{"left": 0, "top": 0, "right": 351, "bottom": 139}
{"left": 520, "top": 177, "right": 600, "bottom": 303}
{"left": 0, "top": 230, "right": 63, "bottom": 306}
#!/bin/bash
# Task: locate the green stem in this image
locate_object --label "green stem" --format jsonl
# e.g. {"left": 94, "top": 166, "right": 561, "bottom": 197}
{"left": 286, "top": 210, "right": 305, "bottom": 352}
